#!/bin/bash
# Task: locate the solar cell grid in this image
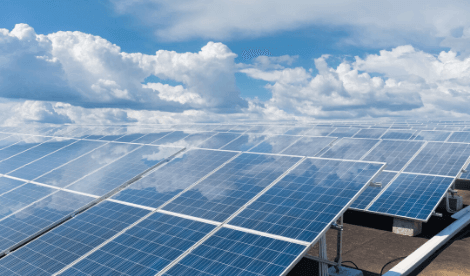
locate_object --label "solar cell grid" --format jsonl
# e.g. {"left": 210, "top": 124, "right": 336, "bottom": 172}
{"left": 413, "top": 130, "right": 452, "bottom": 141}
{"left": 112, "top": 149, "right": 237, "bottom": 208}
{"left": 197, "top": 133, "right": 242, "bottom": 150}
{"left": 320, "top": 138, "right": 379, "bottom": 160}
{"left": 248, "top": 135, "right": 301, "bottom": 154}
{"left": 380, "top": 129, "right": 416, "bottom": 140}
{"left": 0, "top": 201, "right": 149, "bottom": 275}
{"left": 151, "top": 131, "right": 193, "bottom": 146}
{"left": 447, "top": 131, "right": 470, "bottom": 143}
{"left": 305, "top": 126, "right": 335, "bottom": 136}
{"left": 131, "top": 131, "right": 174, "bottom": 144}
{"left": 0, "top": 177, "right": 25, "bottom": 195}
{"left": 165, "top": 227, "right": 306, "bottom": 276}
{"left": 350, "top": 171, "right": 397, "bottom": 209}
{"left": 362, "top": 140, "right": 424, "bottom": 171}
{"left": 368, "top": 173, "right": 454, "bottom": 221}
{"left": 0, "top": 135, "right": 52, "bottom": 162}
{"left": 221, "top": 134, "right": 269, "bottom": 152}
{"left": 163, "top": 153, "right": 301, "bottom": 222}
{"left": 165, "top": 132, "right": 216, "bottom": 148}
{"left": 327, "top": 127, "right": 360, "bottom": 138}
{"left": 63, "top": 212, "right": 215, "bottom": 276}
{"left": 281, "top": 136, "right": 336, "bottom": 157}
{"left": 229, "top": 158, "right": 384, "bottom": 241}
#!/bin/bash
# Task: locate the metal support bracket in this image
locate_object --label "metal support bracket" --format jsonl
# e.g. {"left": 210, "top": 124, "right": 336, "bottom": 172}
{"left": 433, "top": 211, "right": 443, "bottom": 217}
{"left": 369, "top": 181, "right": 382, "bottom": 188}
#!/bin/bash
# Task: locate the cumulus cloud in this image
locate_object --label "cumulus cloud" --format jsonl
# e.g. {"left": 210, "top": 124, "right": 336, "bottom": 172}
{"left": 0, "top": 24, "right": 247, "bottom": 112}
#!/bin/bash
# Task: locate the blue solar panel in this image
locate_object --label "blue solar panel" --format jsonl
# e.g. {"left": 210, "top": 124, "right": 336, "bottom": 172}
{"left": 460, "top": 165, "right": 470, "bottom": 179}
{"left": 320, "top": 138, "right": 379, "bottom": 160}
{"left": 281, "top": 137, "right": 336, "bottom": 157}
{"left": 368, "top": 173, "right": 454, "bottom": 221}
{"left": 404, "top": 142, "right": 470, "bottom": 176}
{"left": 7, "top": 140, "right": 105, "bottom": 180}
{"left": 0, "top": 135, "right": 53, "bottom": 163}
{"left": 168, "top": 132, "right": 216, "bottom": 148}
{"left": 62, "top": 213, "right": 215, "bottom": 276}
{"left": 0, "top": 135, "right": 26, "bottom": 152}
{"left": 221, "top": 134, "right": 269, "bottom": 152}
{"left": 247, "top": 125, "right": 274, "bottom": 134}
{"left": 113, "top": 149, "right": 237, "bottom": 208}
{"left": 305, "top": 126, "right": 335, "bottom": 136}
{"left": 0, "top": 138, "right": 76, "bottom": 174}
{"left": 352, "top": 128, "right": 387, "bottom": 139}
{"left": 35, "top": 143, "right": 140, "bottom": 188}
{"left": 163, "top": 153, "right": 301, "bottom": 222}
{"left": 284, "top": 127, "right": 314, "bottom": 135}
{"left": 447, "top": 132, "right": 470, "bottom": 143}
{"left": 0, "top": 201, "right": 149, "bottom": 275}
{"left": 248, "top": 135, "right": 301, "bottom": 154}
{"left": 362, "top": 140, "right": 425, "bottom": 171}
{"left": 0, "top": 190, "right": 95, "bottom": 253}
{"left": 328, "top": 127, "right": 360, "bottom": 138}
{"left": 0, "top": 177, "right": 26, "bottom": 195}
{"left": 165, "top": 227, "right": 306, "bottom": 276}
{"left": 66, "top": 145, "right": 182, "bottom": 196}
{"left": 227, "top": 125, "right": 253, "bottom": 133}
{"left": 381, "top": 129, "right": 417, "bottom": 140}
{"left": 197, "top": 133, "right": 241, "bottom": 149}
{"left": 0, "top": 183, "right": 56, "bottom": 220}
{"left": 229, "top": 158, "right": 384, "bottom": 242}
{"left": 413, "top": 130, "right": 452, "bottom": 141}
{"left": 131, "top": 130, "right": 173, "bottom": 144}
{"left": 151, "top": 131, "right": 193, "bottom": 145}
{"left": 350, "top": 171, "right": 397, "bottom": 209}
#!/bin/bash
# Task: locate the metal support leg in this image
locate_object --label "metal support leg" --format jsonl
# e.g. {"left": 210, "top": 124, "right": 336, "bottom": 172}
{"left": 318, "top": 234, "right": 328, "bottom": 276}
{"left": 332, "top": 216, "right": 343, "bottom": 273}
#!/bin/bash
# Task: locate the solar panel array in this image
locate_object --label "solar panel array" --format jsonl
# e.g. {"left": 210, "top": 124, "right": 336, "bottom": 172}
{"left": 0, "top": 120, "right": 469, "bottom": 274}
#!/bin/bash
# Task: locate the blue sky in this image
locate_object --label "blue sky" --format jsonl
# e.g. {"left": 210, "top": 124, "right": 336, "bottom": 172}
{"left": 1, "top": 0, "right": 470, "bottom": 124}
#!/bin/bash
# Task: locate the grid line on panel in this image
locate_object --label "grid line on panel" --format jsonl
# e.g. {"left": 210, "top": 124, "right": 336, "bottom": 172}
{"left": 0, "top": 136, "right": 58, "bottom": 167}
{"left": 349, "top": 171, "right": 398, "bottom": 210}
{"left": 319, "top": 138, "right": 380, "bottom": 160}
{"left": 444, "top": 131, "right": 455, "bottom": 142}
{"left": 223, "top": 224, "right": 310, "bottom": 246}
{"left": 359, "top": 140, "right": 382, "bottom": 160}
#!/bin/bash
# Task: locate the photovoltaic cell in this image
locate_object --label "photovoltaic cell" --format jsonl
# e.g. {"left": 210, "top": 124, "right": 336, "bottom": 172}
{"left": 446, "top": 131, "right": 470, "bottom": 143}
{"left": 404, "top": 142, "right": 470, "bottom": 176}
{"left": 352, "top": 128, "right": 387, "bottom": 139}
{"left": 221, "top": 134, "right": 269, "bottom": 152}
{"left": 368, "top": 173, "right": 454, "bottom": 221}
{"left": 281, "top": 137, "right": 336, "bottom": 157}
{"left": 350, "top": 171, "right": 397, "bottom": 209}
{"left": 163, "top": 153, "right": 301, "bottom": 222}
{"left": 0, "top": 201, "right": 149, "bottom": 275}
{"left": 413, "top": 130, "right": 452, "bottom": 142}
{"left": 0, "top": 177, "right": 26, "bottom": 195}
{"left": 0, "top": 191, "right": 95, "bottom": 253}
{"left": 320, "top": 138, "right": 379, "bottom": 160}
{"left": 362, "top": 140, "right": 424, "bottom": 171}
{"left": 112, "top": 149, "right": 237, "bottom": 208}
{"left": 35, "top": 143, "right": 140, "bottom": 188}
{"left": 248, "top": 135, "right": 301, "bottom": 154}
{"left": 381, "top": 129, "right": 416, "bottom": 140}
{"left": 197, "top": 133, "right": 242, "bottom": 149}
{"left": 229, "top": 159, "right": 383, "bottom": 242}
{"left": 66, "top": 145, "right": 182, "bottom": 196}
{"left": 7, "top": 140, "right": 105, "bottom": 180}
{"left": 63, "top": 213, "right": 215, "bottom": 276}
{"left": 0, "top": 135, "right": 52, "bottom": 162}
{"left": 165, "top": 227, "right": 306, "bottom": 276}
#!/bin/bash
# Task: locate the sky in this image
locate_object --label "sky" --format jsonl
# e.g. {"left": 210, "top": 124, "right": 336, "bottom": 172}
{"left": 1, "top": 0, "right": 470, "bottom": 125}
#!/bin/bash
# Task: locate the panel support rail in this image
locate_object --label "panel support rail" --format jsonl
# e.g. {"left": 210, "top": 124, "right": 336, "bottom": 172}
{"left": 0, "top": 147, "right": 186, "bottom": 259}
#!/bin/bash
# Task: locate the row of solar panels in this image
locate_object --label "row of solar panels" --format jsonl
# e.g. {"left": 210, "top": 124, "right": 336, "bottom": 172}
{"left": 0, "top": 135, "right": 385, "bottom": 275}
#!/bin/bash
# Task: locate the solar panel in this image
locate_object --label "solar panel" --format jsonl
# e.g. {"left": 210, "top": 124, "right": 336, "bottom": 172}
{"left": 197, "top": 133, "right": 242, "bottom": 150}
{"left": 0, "top": 190, "right": 95, "bottom": 253}
{"left": 151, "top": 131, "right": 193, "bottom": 145}
{"left": 131, "top": 130, "right": 173, "bottom": 144}
{"left": 66, "top": 145, "right": 182, "bottom": 196}
{"left": 0, "top": 177, "right": 26, "bottom": 195}
{"left": 165, "top": 227, "right": 306, "bottom": 276}
{"left": 328, "top": 127, "right": 360, "bottom": 138}
{"left": 229, "top": 158, "right": 384, "bottom": 242}
{"left": 0, "top": 201, "right": 149, "bottom": 275}
{"left": 380, "top": 129, "right": 417, "bottom": 140}
{"left": 163, "top": 153, "right": 301, "bottom": 222}
{"left": 63, "top": 212, "right": 216, "bottom": 276}
{"left": 248, "top": 135, "right": 301, "bottom": 154}
{"left": 0, "top": 135, "right": 53, "bottom": 163}
{"left": 367, "top": 173, "right": 454, "bottom": 221}
{"left": 361, "top": 140, "right": 425, "bottom": 171}
{"left": 112, "top": 149, "right": 238, "bottom": 208}
{"left": 320, "top": 138, "right": 379, "bottom": 160}
{"left": 221, "top": 134, "right": 269, "bottom": 152}
{"left": 413, "top": 130, "right": 452, "bottom": 142}
{"left": 305, "top": 126, "right": 335, "bottom": 136}
{"left": 284, "top": 127, "right": 314, "bottom": 135}
{"left": 446, "top": 131, "right": 470, "bottom": 143}
{"left": 403, "top": 142, "right": 470, "bottom": 176}
{"left": 6, "top": 140, "right": 105, "bottom": 180}
{"left": 167, "top": 132, "right": 217, "bottom": 148}
{"left": 281, "top": 136, "right": 336, "bottom": 157}
{"left": 350, "top": 171, "right": 397, "bottom": 209}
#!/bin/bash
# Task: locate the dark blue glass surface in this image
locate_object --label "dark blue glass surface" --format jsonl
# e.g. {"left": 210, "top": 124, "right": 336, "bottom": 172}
{"left": 163, "top": 153, "right": 301, "bottom": 222}
{"left": 113, "top": 149, "right": 237, "bottom": 208}
{"left": 64, "top": 213, "right": 215, "bottom": 276}
{"left": 350, "top": 171, "right": 397, "bottom": 209}
{"left": 413, "top": 130, "right": 452, "bottom": 141}
{"left": 165, "top": 227, "right": 306, "bottom": 276}
{"left": 281, "top": 137, "right": 336, "bottom": 157}
{"left": 229, "top": 159, "right": 383, "bottom": 242}
{"left": 0, "top": 191, "right": 95, "bottom": 253}
{"left": 404, "top": 142, "right": 470, "bottom": 176}
{"left": 248, "top": 135, "right": 301, "bottom": 154}
{"left": 221, "top": 134, "right": 269, "bottom": 152}
{"left": 197, "top": 133, "right": 242, "bottom": 149}
{"left": 320, "top": 138, "right": 379, "bottom": 160}
{"left": 362, "top": 140, "right": 425, "bottom": 171}
{"left": 368, "top": 173, "right": 454, "bottom": 221}
{"left": 447, "top": 132, "right": 470, "bottom": 143}
{"left": 352, "top": 128, "right": 386, "bottom": 139}
{"left": 67, "top": 145, "right": 182, "bottom": 196}
{"left": 0, "top": 201, "right": 148, "bottom": 275}
{"left": 8, "top": 140, "right": 105, "bottom": 180}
